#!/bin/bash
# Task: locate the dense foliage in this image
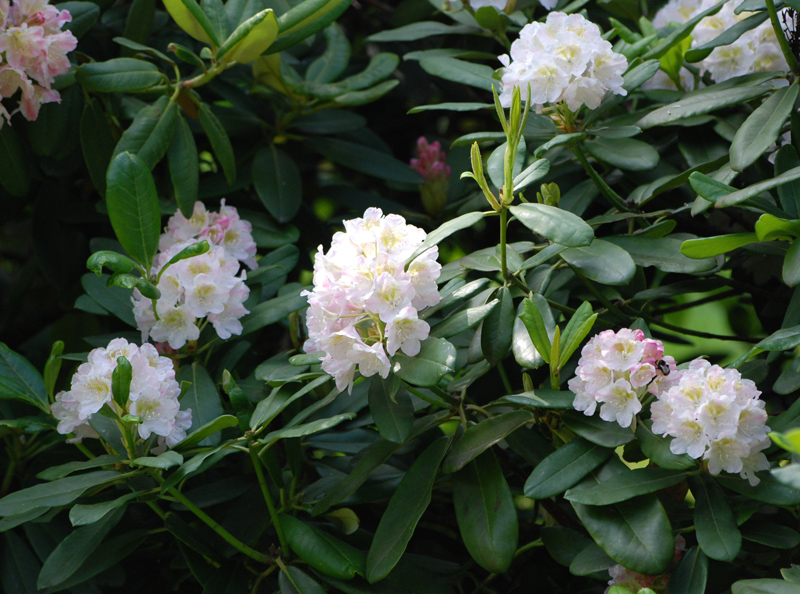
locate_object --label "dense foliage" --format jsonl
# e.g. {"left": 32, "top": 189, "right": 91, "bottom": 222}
{"left": 2, "top": 0, "right": 800, "bottom": 593}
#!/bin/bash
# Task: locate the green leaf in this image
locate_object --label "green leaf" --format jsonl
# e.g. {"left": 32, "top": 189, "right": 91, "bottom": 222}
{"left": 731, "top": 82, "right": 800, "bottom": 172}
{"left": 665, "top": 547, "right": 708, "bottom": 594}
{"left": 541, "top": 526, "right": 593, "bottom": 568}
{"left": 267, "top": 0, "right": 352, "bottom": 54}
{"left": 481, "top": 287, "right": 514, "bottom": 365}
{"left": 176, "top": 363, "right": 225, "bottom": 446}
{"left": 280, "top": 514, "right": 365, "bottom": 579}
{"left": 37, "top": 454, "right": 125, "bottom": 481}
{"left": 680, "top": 233, "right": 757, "bottom": 258}
{"left": 0, "top": 343, "right": 49, "bottom": 412}
{"left": 519, "top": 297, "right": 552, "bottom": 365}
{"left": 163, "top": 0, "right": 221, "bottom": 45}
{"left": 106, "top": 272, "right": 160, "bottom": 299}
{"left": 111, "top": 356, "right": 132, "bottom": 407}
{"left": 638, "top": 85, "right": 771, "bottom": 128}
{"left": 199, "top": 103, "right": 236, "bottom": 185}
{"left": 36, "top": 507, "right": 125, "bottom": 590}
{"left": 719, "top": 471, "right": 800, "bottom": 505}
{"left": 513, "top": 159, "right": 551, "bottom": 192}
{"left": 218, "top": 8, "right": 278, "bottom": 64}
{"left": 430, "top": 300, "right": 498, "bottom": 339}
{"left": 261, "top": 413, "right": 355, "bottom": 443}
{"left": 408, "top": 211, "right": 488, "bottom": 263}
{"left": 569, "top": 542, "right": 616, "bottom": 576}
{"left": 636, "top": 419, "right": 696, "bottom": 470}
{"left": 605, "top": 236, "right": 717, "bottom": 273}
{"left": 732, "top": 580, "right": 800, "bottom": 594}
{"left": 561, "top": 239, "right": 636, "bottom": 285}
{"left": 368, "top": 375, "right": 413, "bottom": 444}
{"left": 292, "top": 110, "right": 365, "bottom": 134}
{"left": 565, "top": 467, "right": 687, "bottom": 505}
{"left": 105, "top": 152, "right": 161, "bottom": 270}
{"left": 442, "top": 410, "right": 533, "bottom": 474}
{"left": 69, "top": 491, "right": 140, "bottom": 526}
{"left": 685, "top": 10, "right": 768, "bottom": 62}
{"left": 168, "top": 115, "right": 199, "bottom": 218}
{"left": 561, "top": 411, "right": 636, "bottom": 448}
{"left": 524, "top": 438, "right": 611, "bottom": 499}
{"left": 308, "top": 137, "right": 424, "bottom": 184}
{"left": 755, "top": 213, "right": 800, "bottom": 242}
{"left": 410, "top": 102, "right": 493, "bottom": 114}
{"left": 689, "top": 474, "right": 741, "bottom": 562}
{"left": 201, "top": 0, "right": 229, "bottom": 44}
{"left": 776, "top": 146, "right": 800, "bottom": 218}
{"left": 54, "top": 530, "right": 148, "bottom": 591}
{"left": 57, "top": 1, "right": 100, "bottom": 38}
{"left": 87, "top": 251, "right": 138, "bottom": 276}
{"left": 80, "top": 98, "right": 115, "bottom": 197}
{"left": 559, "top": 301, "right": 597, "bottom": 366}
{"left": 392, "top": 337, "right": 456, "bottom": 387}
{"left": 241, "top": 287, "right": 308, "bottom": 335}
{"left": 307, "top": 24, "right": 350, "bottom": 83}
{"left": 741, "top": 521, "right": 800, "bottom": 549}
{"left": 1, "top": 531, "right": 40, "bottom": 594}
{"left": 366, "top": 437, "right": 449, "bottom": 582}
{"left": 279, "top": 566, "right": 327, "bottom": 594}
{"left": 453, "top": 450, "right": 518, "bottom": 573}
{"left": 367, "top": 21, "right": 477, "bottom": 41}
{"left": 643, "top": 0, "right": 725, "bottom": 59}
{"left": 501, "top": 390, "right": 574, "bottom": 409}
{"left": 133, "top": 450, "right": 184, "bottom": 469}
{"left": 122, "top": 0, "right": 156, "bottom": 50}
{"left": 487, "top": 139, "right": 526, "bottom": 189}
{"left": 80, "top": 273, "right": 138, "bottom": 327}
{"left": 756, "top": 324, "right": 800, "bottom": 351}
{"left": 299, "top": 53, "right": 398, "bottom": 97}
{"left": 573, "top": 494, "right": 674, "bottom": 575}
{"left": 253, "top": 145, "right": 302, "bottom": 223}
{"left": 76, "top": 58, "right": 164, "bottom": 93}
{"left": 160, "top": 445, "right": 235, "bottom": 492}
{"left": 769, "top": 428, "right": 800, "bottom": 455}
{"left": 510, "top": 203, "right": 594, "bottom": 247}
{"left": 0, "top": 125, "right": 29, "bottom": 197}
{"left": 418, "top": 57, "right": 497, "bottom": 91}
{"left": 584, "top": 137, "right": 659, "bottom": 171}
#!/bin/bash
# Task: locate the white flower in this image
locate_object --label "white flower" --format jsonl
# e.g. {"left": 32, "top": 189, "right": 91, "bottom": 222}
{"left": 386, "top": 307, "right": 430, "bottom": 356}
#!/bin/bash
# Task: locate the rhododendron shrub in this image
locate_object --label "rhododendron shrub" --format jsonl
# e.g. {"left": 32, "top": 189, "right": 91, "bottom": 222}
{"left": 3, "top": 0, "right": 800, "bottom": 593}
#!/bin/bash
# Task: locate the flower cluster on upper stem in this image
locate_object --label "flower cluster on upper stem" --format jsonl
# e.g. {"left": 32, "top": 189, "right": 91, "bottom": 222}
{"left": 303, "top": 207, "right": 441, "bottom": 393}
{"left": 498, "top": 12, "right": 628, "bottom": 112}
{"left": 133, "top": 201, "right": 255, "bottom": 350}
{"left": 52, "top": 338, "right": 191, "bottom": 451}
{"left": 0, "top": 0, "right": 77, "bottom": 127}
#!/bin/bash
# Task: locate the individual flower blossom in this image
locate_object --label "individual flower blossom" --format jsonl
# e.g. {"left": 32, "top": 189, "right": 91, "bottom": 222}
{"left": 498, "top": 12, "right": 628, "bottom": 111}
{"left": 160, "top": 200, "right": 258, "bottom": 270}
{"left": 651, "top": 359, "right": 770, "bottom": 485}
{"left": 606, "top": 536, "right": 686, "bottom": 594}
{"left": 303, "top": 208, "right": 441, "bottom": 393}
{"left": 568, "top": 328, "right": 678, "bottom": 428}
{"left": 132, "top": 239, "right": 250, "bottom": 349}
{"left": 0, "top": 0, "right": 77, "bottom": 127}
{"left": 51, "top": 338, "right": 191, "bottom": 449}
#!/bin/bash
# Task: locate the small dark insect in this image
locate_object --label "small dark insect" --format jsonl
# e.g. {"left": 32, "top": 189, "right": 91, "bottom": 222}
{"left": 781, "top": 8, "right": 800, "bottom": 62}
{"left": 647, "top": 359, "right": 671, "bottom": 387}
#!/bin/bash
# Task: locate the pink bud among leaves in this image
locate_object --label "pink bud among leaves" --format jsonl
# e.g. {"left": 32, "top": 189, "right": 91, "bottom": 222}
{"left": 411, "top": 136, "right": 451, "bottom": 217}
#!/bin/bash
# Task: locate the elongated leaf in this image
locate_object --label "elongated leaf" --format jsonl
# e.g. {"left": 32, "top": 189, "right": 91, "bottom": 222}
{"left": 122, "top": 0, "right": 156, "bottom": 49}
{"left": 368, "top": 375, "right": 413, "bottom": 444}
{"left": 510, "top": 203, "right": 594, "bottom": 247}
{"left": 0, "top": 125, "right": 29, "bottom": 196}
{"left": 643, "top": 0, "right": 725, "bottom": 59}
{"left": 430, "top": 300, "right": 498, "bottom": 339}
{"left": 307, "top": 24, "right": 350, "bottom": 83}
{"left": 559, "top": 301, "right": 596, "bottom": 366}
{"left": 309, "top": 137, "right": 423, "bottom": 184}
{"left": 105, "top": 152, "right": 161, "bottom": 270}
{"left": 58, "top": 1, "right": 100, "bottom": 38}
{"left": 561, "top": 411, "right": 635, "bottom": 447}
{"left": 37, "top": 454, "right": 125, "bottom": 481}
{"left": 0, "top": 343, "right": 49, "bottom": 412}
{"left": 481, "top": 287, "right": 514, "bottom": 365}
{"left": 585, "top": 137, "right": 659, "bottom": 171}
{"left": 731, "top": 82, "right": 799, "bottom": 172}
{"left": 569, "top": 543, "right": 616, "bottom": 576}
{"left": 53, "top": 529, "right": 147, "bottom": 591}
{"left": 561, "top": 239, "right": 636, "bottom": 285}
{"left": 732, "top": 579, "right": 800, "bottom": 594}
{"left": 513, "top": 159, "right": 550, "bottom": 192}
{"left": 689, "top": 474, "right": 741, "bottom": 562}
{"left": 566, "top": 467, "right": 687, "bottom": 505}
{"left": 393, "top": 337, "right": 456, "bottom": 387}
{"left": 163, "top": 0, "right": 220, "bottom": 45}
{"left": 76, "top": 58, "right": 164, "bottom": 93}
{"left": 253, "top": 145, "right": 302, "bottom": 223}
{"left": 719, "top": 471, "right": 800, "bottom": 505}
{"left": 665, "top": 547, "right": 708, "bottom": 594}
{"left": 280, "top": 515, "right": 365, "bottom": 579}
{"left": 241, "top": 287, "right": 308, "bottom": 335}
{"left": 636, "top": 419, "right": 696, "bottom": 470}
{"left": 519, "top": 297, "right": 552, "bottom": 365}
{"left": 267, "top": 0, "right": 351, "bottom": 54}
{"left": 279, "top": 566, "right": 326, "bottom": 594}
{"left": 638, "top": 85, "right": 771, "bottom": 128}
{"left": 262, "top": 413, "right": 355, "bottom": 442}
{"left": 199, "top": 103, "right": 236, "bottom": 185}
{"left": 81, "top": 273, "right": 137, "bottom": 327}
{"left": 443, "top": 410, "right": 533, "bottom": 474}
{"left": 573, "top": 494, "right": 674, "bottom": 575}
{"left": 524, "top": 438, "right": 611, "bottom": 499}
{"left": 685, "top": 10, "right": 768, "bottom": 62}
{"left": 168, "top": 115, "right": 199, "bottom": 218}
{"left": 69, "top": 492, "right": 139, "bottom": 526}
{"left": 367, "top": 21, "right": 477, "bottom": 41}
{"left": 785, "top": 238, "right": 800, "bottom": 287}
{"left": 218, "top": 8, "right": 278, "bottom": 64}
{"left": 680, "top": 232, "right": 757, "bottom": 258}
{"left": 80, "top": 98, "right": 115, "bottom": 197}
{"left": 176, "top": 363, "right": 225, "bottom": 446}
{"left": 408, "top": 211, "right": 488, "bottom": 262}
{"left": 741, "top": 522, "right": 800, "bottom": 549}
{"left": 606, "top": 236, "right": 717, "bottom": 272}
{"left": 775, "top": 145, "right": 800, "bottom": 218}
{"left": 418, "top": 56, "right": 496, "bottom": 91}
{"left": 453, "top": 450, "right": 518, "bottom": 573}
{"left": 366, "top": 437, "right": 449, "bottom": 582}
{"left": 1, "top": 532, "right": 40, "bottom": 594}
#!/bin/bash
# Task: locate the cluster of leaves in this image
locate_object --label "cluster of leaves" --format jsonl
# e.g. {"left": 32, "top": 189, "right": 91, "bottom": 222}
{"left": 2, "top": 0, "right": 800, "bottom": 593}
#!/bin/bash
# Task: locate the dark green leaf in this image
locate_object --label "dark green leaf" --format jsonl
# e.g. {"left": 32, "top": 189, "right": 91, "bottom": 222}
{"left": 643, "top": 0, "right": 725, "bottom": 59}
{"left": 199, "top": 103, "right": 236, "bottom": 185}
{"left": 636, "top": 419, "right": 697, "bottom": 470}
{"left": 176, "top": 363, "right": 225, "bottom": 446}
{"left": 638, "top": 85, "right": 771, "bottom": 128}
{"left": 280, "top": 514, "right": 365, "bottom": 579}
{"left": 685, "top": 10, "right": 768, "bottom": 62}
{"left": 665, "top": 547, "right": 708, "bottom": 594}
{"left": 524, "top": 438, "right": 611, "bottom": 499}
{"left": 368, "top": 375, "right": 413, "bottom": 444}
{"left": 585, "top": 137, "right": 659, "bottom": 171}
{"left": 69, "top": 491, "right": 140, "bottom": 526}
{"left": 133, "top": 450, "right": 184, "bottom": 469}
{"left": 785, "top": 238, "right": 800, "bottom": 287}
{"left": 393, "top": 337, "right": 456, "bottom": 387}
{"left": 443, "top": 410, "right": 533, "bottom": 474}
{"left": 307, "top": 24, "right": 350, "bottom": 83}
{"left": 0, "top": 343, "right": 49, "bottom": 412}
{"left": 253, "top": 145, "right": 302, "bottom": 223}
{"left": 606, "top": 236, "right": 718, "bottom": 273}
{"left": 741, "top": 522, "right": 800, "bottom": 549}
{"left": 279, "top": 565, "right": 327, "bottom": 594}
{"left": 566, "top": 467, "right": 687, "bottom": 505}
{"left": 720, "top": 471, "right": 800, "bottom": 505}
{"left": 481, "top": 287, "right": 514, "bottom": 365}
{"left": 111, "top": 356, "right": 132, "bottom": 407}
{"left": 561, "top": 411, "right": 636, "bottom": 448}
{"left": 510, "top": 203, "right": 594, "bottom": 247}
{"left": 559, "top": 301, "right": 597, "bottom": 366}
{"left": 561, "top": 239, "right": 636, "bottom": 285}
{"left": 81, "top": 273, "right": 138, "bottom": 327}
{"left": 261, "top": 413, "right": 355, "bottom": 442}
{"left": 689, "top": 474, "right": 741, "bottom": 562}
{"left": 76, "top": 58, "right": 164, "bottom": 93}
{"left": 122, "top": 0, "right": 156, "bottom": 48}
{"left": 1, "top": 532, "right": 40, "bottom": 594}
{"left": 57, "top": 1, "right": 100, "bottom": 38}
{"left": 408, "top": 211, "right": 488, "bottom": 262}
{"left": 569, "top": 542, "right": 616, "bottom": 576}
{"left": 366, "top": 437, "right": 449, "bottom": 582}
{"left": 308, "top": 137, "right": 424, "bottom": 184}
{"left": 80, "top": 98, "right": 116, "bottom": 197}
{"left": 732, "top": 580, "right": 800, "bottom": 594}
{"left": 513, "top": 159, "right": 551, "bottom": 192}
{"left": 453, "top": 450, "right": 518, "bottom": 573}
{"left": 418, "top": 57, "right": 496, "bottom": 91}
{"left": 168, "top": 115, "right": 199, "bottom": 218}
{"left": 430, "top": 300, "right": 498, "bottom": 339}
{"left": 0, "top": 125, "right": 29, "bottom": 196}
{"left": 241, "top": 287, "right": 308, "bottom": 335}
{"left": 367, "top": 21, "right": 477, "bottom": 41}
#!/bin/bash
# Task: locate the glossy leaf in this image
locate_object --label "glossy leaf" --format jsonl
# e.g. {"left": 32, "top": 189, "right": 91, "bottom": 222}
{"left": 105, "top": 152, "right": 161, "bottom": 270}
{"left": 80, "top": 98, "right": 115, "bottom": 197}
{"left": 261, "top": 413, "right": 355, "bottom": 443}
{"left": 241, "top": 287, "right": 308, "bottom": 335}
{"left": 524, "top": 438, "right": 611, "bottom": 499}
{"left": 510, "top": 203, "right": 594, "bottom": 247}
{"left": 585, "top": 137, "right": 659, "bottom": 171}
{"left": 565, "top": 467, "right": 687, "bottom": 505}
{"left": 176, "top": 363, "right": 225, "bottom": 446}
{"left": 680, "top": 233, "right": 757, "bottom": 258}
{"left": 69, "top": 491, "right": 139, "bottom": 526}
{"left": 279, "top": 566, "right": 327, "bottom": 594}
{"left": 280, "top": 515, "right": 365, "bottom": 579}
{"left": 366, "top": 437, "right": 449, "bottom": 582}
{"left": 168, "top": 115, "right": 199, "bottom": 218}
{"left": 638, "top": 85, "right": 771, "bottom": 128}
{"left": 0, "top": 343, "right": 49, "bottom": 412}
{"left": 561, "top": 411, "right": 636, "bottom": 448}
{"left": 513, "top": 158, "right": 551, "bottom": 192}
{"left": 309, "top": 137, "right": 424, "bottom": 184}
{"left": 199, "top": 103, "right": 236, "bottom": 185}
{"left": 368, "top": 375, "right": 413, "bottom": 444}
{"left": 689, "top": 474, "right": 741, "bottom": 562}
{"left": 393, "top": 337, "right": 456, "bottom": 387}
{"left": 606, "top": 236, "right": 717, "bottom": 273}
{"left": 76, "top": 58, "right": 164, "bottom": 93}
{"left": 636, "top": 419, "right": 697, "bottom": 470}
{"left": 253, "top": 145, "right": 302, "bottom": 223}
{"left": 519, "top": 297, "right": 552, "bottom": 365}
{"left": 452, "top": 450, "right": 518, "bottom": 573}
{"left": 558, "top": 301, "right": 596, "bottom": 367}
{"left": 408, "top": 211, "right": 488, "bottom": 262}
{"left": 481, "top": 287, "right": 514, "bottom": 365}
{"left": 732, "top": 580, "right": 800, "bottom": 594}
{"left": 443, "top": 410, "right": 533, "bottom": 474}
{"left": 561, "top": 239, "right": 636, "bottom": 285}
{"left": 367, "top": 21, "right": 477, "bottom": 41}
{"left": 307, "top": 24, "right": 350, "bottom": 83}
{"left": 218, "top": 8, "right": 278, "bottom": 64}
{"left": 163, "top": 0, "right": 220, "bottom": 45}
{"left": 418, "top": 57, "right": 496, "bottom": 91}
{"left": 665, "top": 547, "right": 708, "bottom": 594}
{"left": 430, "top": 300, "right": 498, "bottom": 339}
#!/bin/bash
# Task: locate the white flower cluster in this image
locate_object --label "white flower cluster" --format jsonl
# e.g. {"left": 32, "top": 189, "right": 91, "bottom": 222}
{"left": 303, "top": 208, "right": 441, "bottom": 393}
{"left": 568, "top": 329, "right": 678, "bottom": 428}
{"left": 498, "top": 12, "right": 628, "bottom": 110}
{"left": 647, "top": 0, "right": 788, "bottom": 89}
{"left": 52, "top": 338, "right": 191, "bottom": 449}
{"left": 651, "top": 359, "right": 770, "bottom": 485}
{"left": 133, "top": 201, "right": 253, "bottom": 350}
